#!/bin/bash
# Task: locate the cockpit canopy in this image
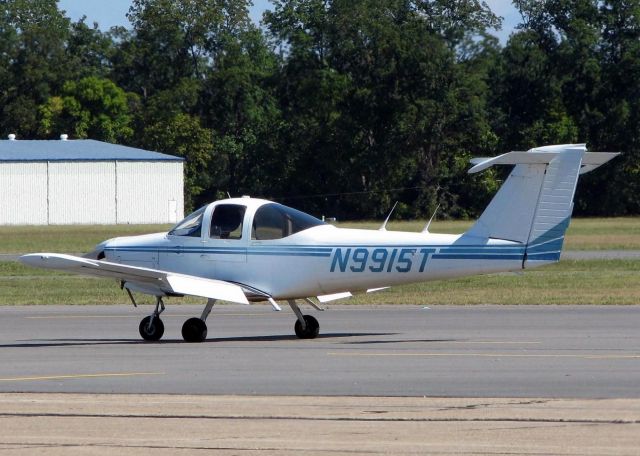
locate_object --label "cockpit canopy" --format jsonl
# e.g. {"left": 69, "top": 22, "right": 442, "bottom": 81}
{"left": 168, "top": 201, "right": 325, "bottom": 240}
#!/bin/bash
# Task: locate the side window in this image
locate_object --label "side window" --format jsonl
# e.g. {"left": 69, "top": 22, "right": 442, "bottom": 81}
{"left": 168, "top": 207, "right": 205, "bottom": 237}
{"left": 252, "top": 203, "right": 326, "bottom": 240}
{"left": 210, "top": 204, "right": 246, "bottom": 240}
{"left": 252, "top": 204, "right": 287, "bottom": 240}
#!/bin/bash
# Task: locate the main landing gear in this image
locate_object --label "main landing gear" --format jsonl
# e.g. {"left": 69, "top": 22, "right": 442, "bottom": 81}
{"left": 288, "top": 299, "right": 320, "bottom": 339}
{"left": 137, "top": 296, "right": 322, "bottom": 342}
{"left": 181, "top": 298, "right": 215, "bottom": 343}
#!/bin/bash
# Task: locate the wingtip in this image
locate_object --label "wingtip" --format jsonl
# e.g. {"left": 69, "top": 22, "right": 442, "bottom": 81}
{"left": 19, "top": 253, "right": 48, "bottom": 266}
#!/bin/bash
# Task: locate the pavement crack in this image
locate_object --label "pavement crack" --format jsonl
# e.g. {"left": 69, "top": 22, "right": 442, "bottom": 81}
{"left": 0, "top": 441, "right": 381, "bottom": 453}
{"left": 0, "top": 411, "right": 637, "bottom": 425}
{"left": 438, "top": 399, "right": 551, "bottom": 411}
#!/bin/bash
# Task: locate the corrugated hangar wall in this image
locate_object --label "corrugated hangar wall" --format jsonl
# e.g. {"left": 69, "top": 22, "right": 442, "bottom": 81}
{"left": 0, "top": 160, "right": 184, "bottom": 225}
{"left": 116, "top": 161, "right": 184, "bottom": 224}
{"left": 0, "top": 162, "right": 48, "bottom": 225}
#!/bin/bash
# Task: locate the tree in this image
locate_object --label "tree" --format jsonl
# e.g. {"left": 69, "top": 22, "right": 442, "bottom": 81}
{"left": 265, "top": 0, "right": 501, "bottom": 218}
{"left": 38, "top": 76, "right": 137, "bottom": 143}
{"left": 579, "top": 0, "right": 640, "bottom": 214}
{"left": 0, "top": 0, "right": 70, "bottom": 136}
{"left": 200, "top": 27, "right": 284, "bottom": 200}
{"left": 142, "top": 113, "right": 219, "bottom": 211}
{"left": 499, "top": 0, "right": 640, "bottom": 215}
{"left": 66, "top": 18, "right": 117, "bottom": 79}
{"left": 117, "top": 0, "right": 252, "bottom": 98}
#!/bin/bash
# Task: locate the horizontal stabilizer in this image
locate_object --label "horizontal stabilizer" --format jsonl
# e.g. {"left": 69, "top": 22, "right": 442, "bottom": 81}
{"left": 579, "top": 152, "right": 620, "bottom": 174}
{"left": 470, "top": 147, "right": 619, "bottom": 174}
{"left": 468, "top": 151, "right": 559, "bottom": 174}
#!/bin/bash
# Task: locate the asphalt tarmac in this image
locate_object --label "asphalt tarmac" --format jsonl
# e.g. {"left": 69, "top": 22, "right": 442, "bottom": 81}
{"left": 0, "top": 304, "right": 638, "bottom": 398}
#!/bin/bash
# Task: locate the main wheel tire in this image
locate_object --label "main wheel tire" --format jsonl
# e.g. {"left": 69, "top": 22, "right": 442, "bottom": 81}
{"left": 139, "top": 316, "right": 164, "bottom": 341}
{"left": 182, "top": 317, "right": 208, "bottom": 343}
{"left": 294, "top": 315, "right": 320, "bottom": 339}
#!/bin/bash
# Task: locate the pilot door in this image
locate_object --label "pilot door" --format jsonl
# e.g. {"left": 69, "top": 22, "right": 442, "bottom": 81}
{"left": 200, "top": 204, "right": 248, "bottom": 279}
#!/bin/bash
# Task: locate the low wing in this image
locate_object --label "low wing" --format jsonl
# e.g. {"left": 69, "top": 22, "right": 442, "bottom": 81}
{"left": 19, "top": 253, "right": 249, "bottom": 304}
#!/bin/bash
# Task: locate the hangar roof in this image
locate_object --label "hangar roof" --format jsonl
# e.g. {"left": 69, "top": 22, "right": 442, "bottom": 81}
{"left": 0, "top": 139, "right": 184, "bottom": 162}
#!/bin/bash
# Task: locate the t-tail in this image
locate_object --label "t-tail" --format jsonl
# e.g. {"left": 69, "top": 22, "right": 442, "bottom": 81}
{"left": 462, "top": 144, "right": 619, "bottom": 268}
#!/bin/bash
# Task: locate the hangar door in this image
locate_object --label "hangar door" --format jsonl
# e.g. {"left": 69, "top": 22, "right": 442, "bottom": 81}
{"left": 48, "top": 161, "right": 117, "bottom": 224}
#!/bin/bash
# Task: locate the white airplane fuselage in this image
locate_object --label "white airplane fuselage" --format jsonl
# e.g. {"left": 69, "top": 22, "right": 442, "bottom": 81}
{"left": 100, "top": 198, "right": 531, "bottom": 300}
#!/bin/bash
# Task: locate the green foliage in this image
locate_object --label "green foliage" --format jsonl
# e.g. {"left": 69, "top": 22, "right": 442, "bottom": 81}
{"left": 2, "top": 0, "right": 640, "bottom": 217}
{"left": 0, "top": 0, "right": 71, "bottom": 136}
{"left": 264, "top": 0, "right": 501, "bottom": 218}
{"left": 37, "top": 76, "right": 136, "bottom": 142}
{"left": 142, "top": 113, "right": 218, "bottom": 211}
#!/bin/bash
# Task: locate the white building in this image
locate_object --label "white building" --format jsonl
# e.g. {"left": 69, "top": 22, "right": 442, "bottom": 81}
{"left": 0, "top": 138, "right": 184, "bottom": 225}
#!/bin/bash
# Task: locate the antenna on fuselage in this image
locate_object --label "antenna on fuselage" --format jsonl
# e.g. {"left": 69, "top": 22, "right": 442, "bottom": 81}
{"left": 422, "top": 203, "right": 440, "bottom": 234}
{"left": 379, "top": 201, "right": 399, "bottom": 231}
{"left": 226, "top": 191, "right": 231, "bottom": 198}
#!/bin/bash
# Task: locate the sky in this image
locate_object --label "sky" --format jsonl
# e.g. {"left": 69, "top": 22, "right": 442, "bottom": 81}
{"left": 57, "top": 0, "right": 521, "bottom": 42}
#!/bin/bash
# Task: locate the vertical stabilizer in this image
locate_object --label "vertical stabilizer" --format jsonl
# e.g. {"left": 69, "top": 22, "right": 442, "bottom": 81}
{"left": 463, "top": 144, "right": 617, "bottom": 268}
{"left": 463, "top": 162, "right": 547, "bottom": 244}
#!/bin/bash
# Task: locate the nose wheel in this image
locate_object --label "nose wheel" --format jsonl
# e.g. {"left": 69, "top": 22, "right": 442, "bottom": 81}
{"left": 139, "top": 315, "right": 164, "bottom": 341}
{"left": 139, "top": 296, "right": 166, "bottom": 341}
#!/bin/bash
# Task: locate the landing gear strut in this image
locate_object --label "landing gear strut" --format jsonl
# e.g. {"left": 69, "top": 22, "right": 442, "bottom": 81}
{"left": 139, "top": 296, "right": 165, "bottom": 341}
{"left": 182, "top": 298, "right": 215, "bottom": 342}
{"left": 288, "top": 299, "right": 320, "bottom": 339}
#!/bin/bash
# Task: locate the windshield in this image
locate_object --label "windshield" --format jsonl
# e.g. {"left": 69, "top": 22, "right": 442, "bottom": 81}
{"left": 168, "top": 206, "right": 206, "bottom": 237}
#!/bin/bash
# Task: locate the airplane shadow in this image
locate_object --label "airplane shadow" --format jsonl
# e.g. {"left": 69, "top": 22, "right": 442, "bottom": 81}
{"left": 200, "top": 332, "right": 398, "bottom": 343}
{"left": 0, "top": 332, "right": 399, "bottom": 348}
{"left": 342, "top": 339, "right": 458, "bottom": 345}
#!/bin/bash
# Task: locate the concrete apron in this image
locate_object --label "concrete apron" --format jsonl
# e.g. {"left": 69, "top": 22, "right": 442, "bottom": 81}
{"left": 0, "top": 394, "right": 638, "bottom": 455}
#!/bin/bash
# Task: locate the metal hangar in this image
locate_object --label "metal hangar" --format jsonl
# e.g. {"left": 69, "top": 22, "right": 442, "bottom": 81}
{"left": 0, "top": 138, "right": 184, "bottom": 225}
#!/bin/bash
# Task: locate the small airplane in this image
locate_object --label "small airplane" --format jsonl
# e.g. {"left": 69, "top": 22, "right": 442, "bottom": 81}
{"left": 20, "top": 144, "right": 618, "bottom": 342}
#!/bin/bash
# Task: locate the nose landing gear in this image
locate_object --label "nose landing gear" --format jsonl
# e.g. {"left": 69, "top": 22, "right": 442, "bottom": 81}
{"left": 139, "top": 296, "right": 166, "bottom": 341}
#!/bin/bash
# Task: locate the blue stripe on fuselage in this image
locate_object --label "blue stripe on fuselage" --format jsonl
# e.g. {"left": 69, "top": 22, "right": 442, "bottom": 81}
{"left": 104, "top": 244, "right": 526, "bottom": 259}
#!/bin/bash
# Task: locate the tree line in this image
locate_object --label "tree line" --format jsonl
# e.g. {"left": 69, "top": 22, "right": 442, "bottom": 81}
{"left": 1, "top": 0, "right": 638, "bottom": 219}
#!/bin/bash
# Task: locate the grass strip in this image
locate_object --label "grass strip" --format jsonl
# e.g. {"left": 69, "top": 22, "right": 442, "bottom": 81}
{"left": 0, "top": 218, "right": 639, "bottom": 253}
{"left": 338, "top": 217, "right": 640, "bottom": 251}
{"left": 1, "top": 259, "right": 638, "bottom": 306}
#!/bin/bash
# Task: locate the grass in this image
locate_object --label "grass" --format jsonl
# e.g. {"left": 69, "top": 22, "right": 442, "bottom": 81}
{"left": 337, "top": 217, "right": 640, "bottom": 250}
{"left": 1, "top": 259, "right": 638, "bottom": 306}
{"left": 0, "top": 218, "right": 637, "bottom": 306}
{"left": 0, "top": 261, "right": 199, "bottom": 306}
{"left": 0, "top": 224, "right": 171, "bottom": 254}
{"left": 0, "top": 218, "right": 638, "bottom": 253}
{"left": 346, "top": 260, "right": 640, "bottom": 305}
